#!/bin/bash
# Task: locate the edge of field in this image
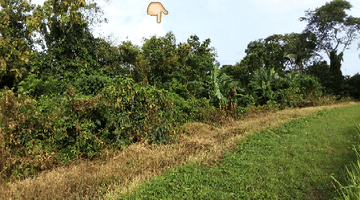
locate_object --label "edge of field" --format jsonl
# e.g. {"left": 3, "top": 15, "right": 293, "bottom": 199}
{"left": 1, "top": 102, "right": 358, "bottom": 199}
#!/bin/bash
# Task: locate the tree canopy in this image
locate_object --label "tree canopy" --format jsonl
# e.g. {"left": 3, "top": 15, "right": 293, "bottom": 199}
{"left": 300, "top": 0, "right": 360, "bottom": 94}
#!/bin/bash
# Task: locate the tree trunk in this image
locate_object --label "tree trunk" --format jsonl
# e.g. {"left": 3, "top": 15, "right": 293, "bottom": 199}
{"left": 329, "top": 50, "right": 344, "bottom": 95}
{"left": 226, "top": 88, "right": 237, "bottom": 113}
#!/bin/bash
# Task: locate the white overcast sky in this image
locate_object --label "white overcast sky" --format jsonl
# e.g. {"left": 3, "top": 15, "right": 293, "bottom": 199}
{"left": 31, "top": 0, "right": 360, "bottom": 76}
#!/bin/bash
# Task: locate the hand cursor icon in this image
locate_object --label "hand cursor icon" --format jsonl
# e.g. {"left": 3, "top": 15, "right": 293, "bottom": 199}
{"left": 147, "top": 2, "right": 168, "bottom": 23}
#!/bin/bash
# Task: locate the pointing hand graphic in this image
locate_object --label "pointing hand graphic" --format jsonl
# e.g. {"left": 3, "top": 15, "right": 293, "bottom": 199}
{"left": 147, "top": 2, "right": 168, "bottom": 23}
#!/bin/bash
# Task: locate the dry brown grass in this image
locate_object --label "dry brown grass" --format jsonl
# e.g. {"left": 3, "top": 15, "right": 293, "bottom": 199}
{"left": 0, "top": 101, "right": 358, "bottom": 199}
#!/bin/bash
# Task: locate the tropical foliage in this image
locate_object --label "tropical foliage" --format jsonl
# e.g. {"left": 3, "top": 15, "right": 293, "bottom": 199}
{"left": 0, "top": 0, "right": 359, "bottom": 182}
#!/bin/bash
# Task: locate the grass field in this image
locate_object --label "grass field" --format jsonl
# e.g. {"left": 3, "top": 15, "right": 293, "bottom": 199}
{"left": 119, "top": 104, "right": 360, "bottom": 199}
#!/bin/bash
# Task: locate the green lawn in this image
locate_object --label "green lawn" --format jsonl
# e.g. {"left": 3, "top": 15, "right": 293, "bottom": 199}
{"left": 119, "top": 104, "right": 360, "bottom": 199}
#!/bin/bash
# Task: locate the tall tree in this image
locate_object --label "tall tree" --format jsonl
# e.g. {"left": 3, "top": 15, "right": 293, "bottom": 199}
{"left": 300, "top": 0, "right": 360, "bottom": 94}
{"left": 28, "top": 0, "right": 107, "bottom": 80}
{"left": 279, "top": 32, "right": 317, "bottom": 72}
{"left": 134, "top": 32, "right": 179, "bottom": 86}
{"left": 228, "top": 34, "right": 294, "bottom": 87}
{"left": 96, "top": 38, "right": 140, "bottom": 79}
{"left": 132, "top": 32, "right": 217, "bottom": 99}
{"left": 306, "top": 61, "right": 333, "bottom": 93}
{"left": 0, "top": 0, "right": 37, "bottom": 91}
{"left": 242, "top": 38, "right": 285, "bottom": 74}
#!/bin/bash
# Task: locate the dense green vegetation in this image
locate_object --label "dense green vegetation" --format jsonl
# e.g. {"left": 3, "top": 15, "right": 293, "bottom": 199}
{"left": 121, "top": 104, "right": 360, "bottom": 199}
{"left": 0, "top": 0, "right": 359, "bottom": 181}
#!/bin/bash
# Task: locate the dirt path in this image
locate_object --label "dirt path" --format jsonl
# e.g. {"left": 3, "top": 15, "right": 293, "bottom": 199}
{"left": 1, "top": 102, "right": 358, "bottom": 199}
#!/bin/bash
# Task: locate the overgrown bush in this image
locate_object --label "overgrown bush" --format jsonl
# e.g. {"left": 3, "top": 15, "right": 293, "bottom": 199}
{"left": 0, "top": 89, "right": 60, "bottom": 180}
{"left": 0, "top": 77, "right": 179, "bottom": 180}
{"left": 72, "top": 73, "right": 113, "bottom": 96}
{"left": 245, "top": 68, "right": 323, "bottom": 108}
{"left": 17, "top": 74, "right": 66, "bottom": 98}
{"left": 166, "top": 92, "right": 212, "bottom": 123}
{"left": 236, "top": 93, "right": 256, "bottom": 108}
{"left": 159, "top": 78, "right": 192, "bottom": 100}
{"left": 344, "top": 73, "right": 360, "bottom": 100}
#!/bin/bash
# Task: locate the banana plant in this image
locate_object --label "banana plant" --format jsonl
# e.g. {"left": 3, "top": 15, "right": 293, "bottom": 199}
{"left": 210, "top": 63, "right": 228, "bottom": 107}
{"left": 249, "top": 67, "right": 278, "bottom": 105}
